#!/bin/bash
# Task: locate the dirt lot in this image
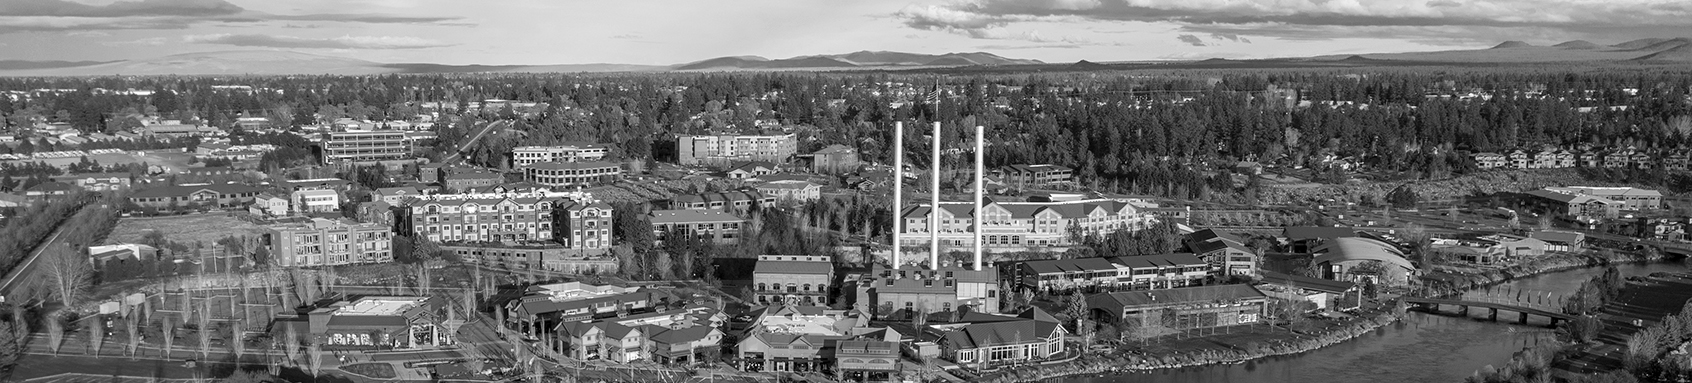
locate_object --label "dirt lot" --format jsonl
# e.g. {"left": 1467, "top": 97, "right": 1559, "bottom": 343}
{"left": 105, "top": 213, "right": 268, "bottom": 246}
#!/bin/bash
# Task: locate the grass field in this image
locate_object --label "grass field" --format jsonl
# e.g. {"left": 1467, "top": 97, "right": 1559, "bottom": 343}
{"left": 106, "top": 213, "right": 268, "bottom": 246}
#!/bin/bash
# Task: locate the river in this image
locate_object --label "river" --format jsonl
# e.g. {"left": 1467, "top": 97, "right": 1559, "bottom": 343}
{"left": 1062, "top": 261, "right": 1689, "bottom": 383}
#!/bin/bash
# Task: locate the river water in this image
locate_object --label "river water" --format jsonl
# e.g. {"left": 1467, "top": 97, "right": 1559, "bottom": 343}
{"left": 1063, "top": 261, "right": 1689, "bottom": 383}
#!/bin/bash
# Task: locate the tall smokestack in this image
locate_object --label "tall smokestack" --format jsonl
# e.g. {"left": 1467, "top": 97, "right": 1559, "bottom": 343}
{"left": 892, "top": 122, "right": 902, "bottom": 270}
{"left": 930, "top": 121, "right": 942, "bottom": 270}
{"left": 973, "top": 125, "right": 984, "bottom": 271}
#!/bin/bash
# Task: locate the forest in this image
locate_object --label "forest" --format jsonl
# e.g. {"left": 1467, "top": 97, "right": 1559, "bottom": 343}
{"left": 1, "top": 69, "right": 1690, "bottom": 202}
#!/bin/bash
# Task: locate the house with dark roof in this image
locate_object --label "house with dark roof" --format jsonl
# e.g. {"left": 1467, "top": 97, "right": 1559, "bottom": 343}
{"left": 128, "top": 183, "right": 265, "bottom": 210}
{"left": 506, "top": 282, "right": 654, "bottom": 336}
{"left": 665, "top": 190, "right": 773, "bottom": 212}
{"left": 936, "top": 308, "right": 1067, "bottom": 369}
{"left": 23, "top": 181, "right": 78, "bottom": 199}
{"left": 753, "top": 255, "right": 836, "bottom": 306}
{"left": 1185, "top": 229, "right": 1258, "bottom": 276}
{"left": 650, "top": 209, "right": 746, "bottom": 245}
{"left": 556, "top": 321, "right": 646, "bottom": 363}
{"left": 997, "top": 164, "right": 1073, "bottom": 187}
{"left": 1281, "top": 226, "right": 1359, "bottom": 253}
{"left": 1087, "top": 284, "right": 1268, "bottom": 330}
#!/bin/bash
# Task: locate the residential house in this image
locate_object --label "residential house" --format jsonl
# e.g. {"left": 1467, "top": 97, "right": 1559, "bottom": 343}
{"left": 1632, "top": 152, "right": 1655, "bottom": 169}
{"left": 291, "top": 189, "right": 340, "bottom": 213}
{"left": 555, "top": 322, "right": 646, "bottom": 363}
{"left": 250, "top": 193, "right": 289, "bottom": 216}
{"left": 1471, "top": 153, "right": 1506, "bottom": 169}
{"left": 1604, "top": 150, "right": 1632, "bottom": 169}
{"left": 1507, "top": 150, "right": 1530, "bottom": 169}
{"left": 755, "top": 180, "right": 822, "bottom": 204}
{"left": 1579, "top": 151, "right": 1601, "bottom": 168}
{"left": 52, "top": 172, "right": 131, "bottom": 191}
{"left": 726, "top": 161, "right": 779, "bottom": 179}
{"left": 372, "top": 186, "right": 422, "bottom": 205}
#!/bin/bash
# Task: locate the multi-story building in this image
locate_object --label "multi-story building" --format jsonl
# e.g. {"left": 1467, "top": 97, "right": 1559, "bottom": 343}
{"left": 1471, "top": 152, "right": 1506, "bottom": 169}
{"left": 439, "top": 243, "right": 618, "bottom": 273}
{"left": 650, "top": 209, "right": 745, "bottom": 244}
{"left": 510, "top": 144, "right": 609, "bottom": 167}
{"left": 552, "top": 305, "right": 725, "bottom": 365}
{"left": 1507, "top": 150, "right": 1531, "bottom": 169}
{"left": 802, "top": 144, "right": 860, "bottom": 174}
{"left": 372, "top": 186, "right": 422, "bottom": 205}
{"left": 1184, "top": 229, "right": 1258, "bottom": 276}
{"left": 251, "top": 193, "right": 289, "bottom": 217}
{"left": 665, "top": 191, "right": 773, "bottom": 211}
{"left": 128, "top": 183, "right": 265, "bottom": 210}
{"left": 752, "top": 255, "right": 835, "bottom": 306}
{"left": 737, "top": 305, "right": 871, "bottom": 372}
{"left": 521, "top": 161, "right": 623, "bottom": 187}
{"left": 857, "top": 263, "right": 1001, "bottom": 317}
{"left": 320, "top": 130, "right": 410, "bottom": 163}
{"left": 898, "top": 199, "right": 1157, "bottom": 250}
{"left": 262, "top": 217, "right": 393, "bottom": 267}
{"left": 676, "top": 134, "right": 797, "bottom": 166}
{"left": 756, "top": 180, "right": 822, "bottom": 204}
{"left": 395, "top": 189, "right": 612, "bottom": 247}
{"left": 281, "top": 178, "right": 353, "bottom": 193}
{"left": 441, "top": 166, "right": 504, "bottom": 191}
{"left": 998, "top": 164, "right": 1074, "bottom": 187}
{"left": 291, "top": 189, "right": 340, "bottom": 213}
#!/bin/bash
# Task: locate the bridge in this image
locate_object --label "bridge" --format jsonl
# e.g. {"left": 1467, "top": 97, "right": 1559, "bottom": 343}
{"left": 1401, "top": 296, "right": 1574, "bottom": 326}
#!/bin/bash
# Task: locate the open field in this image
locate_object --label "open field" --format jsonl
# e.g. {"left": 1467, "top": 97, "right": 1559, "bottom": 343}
{"left": 106, "top": 213, "right": 267, "bottom": 246}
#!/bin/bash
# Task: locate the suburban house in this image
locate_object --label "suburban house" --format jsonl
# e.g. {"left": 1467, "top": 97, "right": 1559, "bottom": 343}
{"left": 1471, "top": 153, "right": 1506, "bottom": 169}
{"left": 250, "top": 193, "right": 290, "bottom": 216}
{"left": 726, "top": 161, "right": 780, "bottom": 179}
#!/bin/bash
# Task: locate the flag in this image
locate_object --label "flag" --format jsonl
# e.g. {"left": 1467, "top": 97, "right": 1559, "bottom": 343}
{"left": 926, "top": 78, "right": 942, "bottom": 105}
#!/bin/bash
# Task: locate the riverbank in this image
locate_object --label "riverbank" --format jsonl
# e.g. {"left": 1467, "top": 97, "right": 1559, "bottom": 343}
{"left": 1422, "top": 249, "right": 1667, "bottom": 294}
{"left": 974, "top": 303, "right": 1407, "bottom": 383}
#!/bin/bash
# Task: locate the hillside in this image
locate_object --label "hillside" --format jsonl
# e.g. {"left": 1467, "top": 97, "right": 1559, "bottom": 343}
{"left": 1633, "top": 44, "right": 1692, "bottom": 62}
{"left": 1553, "top": 40, "right": 1601, "bottom": 49}
{"left": 2, "top": 51, "right": 390, "bottom": 76}
{"left": 1303, "top": 37, "right": 1692, "bottom": 63}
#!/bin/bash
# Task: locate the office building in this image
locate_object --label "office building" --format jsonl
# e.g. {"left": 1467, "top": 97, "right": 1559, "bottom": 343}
{"left": 511, "top": 144, "right": 609, "bottom": 167}
{"left": 521, "top": 161, "right": 623, "bottom": 187}
{"left": 650, "top": 209, "right": 745, "bottom": 244}
{"left": 752, "top": 255, "right": 835, "bottom": 306}
{"left": 320, "top": 130, "right": 411, "bottom": 163}
{"left": 676, "top": 134, "right": 797, "bottom": 166}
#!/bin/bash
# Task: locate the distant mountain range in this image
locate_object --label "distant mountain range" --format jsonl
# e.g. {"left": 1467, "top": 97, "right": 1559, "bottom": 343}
{"left": 0, "top": 50, "right": 1042, "bottom": 76}
{"left": 3, "top": 37, "right": 1688, "bottom": 77}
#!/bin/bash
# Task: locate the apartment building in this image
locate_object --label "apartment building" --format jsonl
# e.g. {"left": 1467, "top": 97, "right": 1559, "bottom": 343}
{"left": 650, "top": 209, "right": 745, "bottom": 244}
{"left": 521, "top": 161, "right": 623, "bottom": 187}
{"left": 1471, "top": 153, "right": 1506, "bottom": 169}
{"left": 676, "top": 134, "right": 797, "bottom": 166}
{"left": 263, "top": 218, "right": 393, "bottom": 267}
{"left": 998, "top": 164, "right": 1074, "bottom": 186}
{"left": 755, "top": 180, "right": 822, "bottom": 203}
{"left": 320, "top": 130, "right": 411, "bottom": 163}
{"left": 898, "top": 199, "right": 1157, "bottom": 250}
{"left": 395, "top": 189, "right": 612, "bottom": 250}
{"left": 665, "top": 191, "right": 774, "bottom": 211}
{"left": 752, "top": 255, "right": 835, "bottom": 306}
{"left": 510, "top": 144, "right": 609, "bottom": 167}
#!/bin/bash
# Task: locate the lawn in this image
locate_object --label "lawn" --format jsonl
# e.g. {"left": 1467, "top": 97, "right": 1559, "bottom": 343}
{"left": 106, "top": 213, "right": 268, "bottom": 246}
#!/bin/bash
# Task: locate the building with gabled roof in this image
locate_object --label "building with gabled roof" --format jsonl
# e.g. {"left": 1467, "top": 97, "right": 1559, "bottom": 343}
{"left": 737, "top": 304, "right": 872, "bottom": 372}
{"left": 395, "top": 188, "right": 611, "bottom": 248}
{"left": 1087, "top": 284, "right": 1268, "bottom": 330}
{"left": 935, "top": 307, "right": 1067, "bottom": 369}
{"left": 726, "top": 161, "right": 779, "bottom": 179}
{"left": 507, "top": 282, "right": 654, "bottom": 337}
{"left": 802, "top": 144, "right": 859, "bottom": 174}
{"left": 273, "top": 295, "right": 454, "bottom": 350}
{"left": 1185, "top": 228, "right": 1258, "bottom": 276}
{"left": 128, "top": 183, "right": 265, "bottom": 210}
{"left": 898, "top": 199, "right": 1156, "bottom": 251}
{"left": 755, "top": 180, "right": 822, "bottom": 204}
{"left": 665, "top": 190, "right": 773, "bottom": 211}
{"left": 650, "top": 209, "right": 745, "bottom": 245}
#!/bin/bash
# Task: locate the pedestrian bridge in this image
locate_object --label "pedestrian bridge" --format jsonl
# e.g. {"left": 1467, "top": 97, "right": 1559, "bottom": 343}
{"left": 1400, "top": 296, "right": 1573, "bottom": 326}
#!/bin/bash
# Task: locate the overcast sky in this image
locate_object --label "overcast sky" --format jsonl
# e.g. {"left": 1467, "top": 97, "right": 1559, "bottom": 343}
{"left": 2, "top": 0, "right": 1689, "bottom": 65}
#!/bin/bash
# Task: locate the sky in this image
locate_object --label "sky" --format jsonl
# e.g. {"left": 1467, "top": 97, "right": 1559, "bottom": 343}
{"left": 1, "top": 0, "right": 1690, "bottom": 65}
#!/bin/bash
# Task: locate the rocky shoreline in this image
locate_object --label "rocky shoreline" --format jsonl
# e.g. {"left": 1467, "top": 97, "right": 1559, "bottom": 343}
{"left": 985, "top": 249, "right": 1673, "bottom": 383}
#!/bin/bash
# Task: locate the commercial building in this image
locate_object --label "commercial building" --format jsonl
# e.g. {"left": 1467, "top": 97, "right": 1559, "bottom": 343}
{"left": 521, "top": 161, "right": 622, "bottom": 187}
{"left": 898, "top": 199, "right": 1158, "bottom": 250}
{"left": 506, "top": 282, "right": 655, "bottom": 336}
{"left": 1256, "top": 271, "right": 1360, "bottom": 312}
{"left": 51, "top": 172, "right": 131, "bottom": 191}
{"left": 1542, "top": 186, "right": 1662, "bottom": 211}
{"left": 650, "top": 209, "right": 745, "bottom": 244}
{"left": 1087, "top": 284, "right": 1269, "bottom": 331}
{"left": 396, "top": 189, "right": 611, "bottom": 248}
{"left": 752, "top": 255, "right": 835, "bottom": 306}
{"left": 510, "top": 144, "right": 609, "bottom": 167}
{"left": 262, "top": 217, "right": 393, "bottom": 267}
{"left": 1311, "top": 237, "right": 1419, "bottom": 286}
{"left": 281, "top": 178, "right": 353, "bottom": 193}
{"left": 936, "top": 308, "right": 1067, "bottom": 369}
{"left": 737, "top": 305, "right": 872, "bottom": 373}
{"left": 858, "top": 263, "right": 1001, "bottom": 317}
{"left": 676, "top": 134, "right": 798, "bottom": 166}
{"left": 553, "top": 305, "right": 726, "bottom": 365}
{"left": 128, "top": 183, "right": 265, "bottom": 210}
{"left": 1530, "top": 230, "right": 1586, "bottom": 251}
{"left": 1005, "top": 253, "right": 1210, "bottom": 292}
{"left": 320, "top": 130, "right": 411, "bottom": 163}
{"left": 441, "top": 167, "right": 504, "bottom": 191}
{"left": 1522, "top": 190, "right": 1623, "bottom": 219}
{"left": 278, "top": 296, "right": 454, "bottom": 350}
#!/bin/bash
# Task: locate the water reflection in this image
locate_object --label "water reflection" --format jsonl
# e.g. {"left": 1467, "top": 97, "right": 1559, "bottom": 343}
{"left": 1063, "top": 261, "right": 1686, "bottom": 383}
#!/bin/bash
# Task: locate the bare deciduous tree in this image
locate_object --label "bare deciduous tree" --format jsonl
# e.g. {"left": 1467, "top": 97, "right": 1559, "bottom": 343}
{"left": 87, "top": 317, "right": 103, "bottom": 357}
{"left": 307, "top": 343, "right": 324, "bottom": 377}
{"left": 41, "top": 245, "right": 91, "bottom": 307}
{"left": 44, "top": 310, "right": 63, "bottom": 355}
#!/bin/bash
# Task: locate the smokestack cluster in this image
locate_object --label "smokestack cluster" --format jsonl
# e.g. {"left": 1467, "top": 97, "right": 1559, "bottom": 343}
{"left": 894, "top": 121, "right": 987, "bottom": 272}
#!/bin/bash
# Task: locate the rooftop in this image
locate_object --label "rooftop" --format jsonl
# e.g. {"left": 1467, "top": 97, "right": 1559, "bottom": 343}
{"left": 649, "top": 209, "right": 744, "bottom": 224}
{"left": 334, "top": 296, "right": 429, "bottom": 316}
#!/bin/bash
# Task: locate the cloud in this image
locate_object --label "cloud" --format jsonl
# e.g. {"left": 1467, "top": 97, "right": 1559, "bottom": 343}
{"left": 184, "top": 34, "right": 455, "bottom": 49}
{"left": 1177, "top": 34, "right": 1205, "bottom": 46}
{"left": 611, "top": 34, "right": 642, "bottom": 39}
{"left": 0, "top": 0, "right": 462, "bottom": 34}
{"left": 103, "top": 36, "right": 168, "bottom": 46}
{"left": 1210, "top": 33, "right": 1249, "bottom": 43}
{"left": 897, "top": 0, "right": 1692, "bottom": 44}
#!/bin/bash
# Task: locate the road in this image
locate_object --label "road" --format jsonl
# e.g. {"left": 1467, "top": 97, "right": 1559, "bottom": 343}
{"left": 0, "top": 205, "right": 84, "bottom": 302}
{"left": 441, "top": 120, "right": 512, "bottom": 165}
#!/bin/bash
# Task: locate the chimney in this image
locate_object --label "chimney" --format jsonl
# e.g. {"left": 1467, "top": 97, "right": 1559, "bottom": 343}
{"left": 892, "top": 122, "right": 903, "bottom": 270}
{"left": 930, "top": 122, "right": 942, "bottom": 270}
{"left": 973, "top": 125, "right": 984, "bottom": 271}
